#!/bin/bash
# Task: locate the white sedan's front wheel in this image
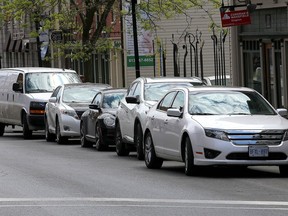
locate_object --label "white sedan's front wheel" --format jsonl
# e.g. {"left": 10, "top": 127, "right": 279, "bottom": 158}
{"left": 144, "top": 132, "right": 163, "bottom": 169}
{"left": 184, "top": 137, "right": 198, "bottom": 176}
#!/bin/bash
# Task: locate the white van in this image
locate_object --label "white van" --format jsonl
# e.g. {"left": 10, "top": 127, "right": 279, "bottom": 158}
{"left": 0, "top": 67, "right": 82, "bottom": 139}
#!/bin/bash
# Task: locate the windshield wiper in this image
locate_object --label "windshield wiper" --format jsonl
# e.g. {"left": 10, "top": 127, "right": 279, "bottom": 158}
{"left": 27, "top": 89, "right": 49, "bottom": 93}
{"left": 227, "top": 113, "right": 250, "bottom": 115}
{"left": 191, "top": 113, "right": 216, "bottom": 115}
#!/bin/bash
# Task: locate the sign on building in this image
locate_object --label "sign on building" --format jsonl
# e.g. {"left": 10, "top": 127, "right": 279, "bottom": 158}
{"left": 220, "top": 10, "right": 251, "bottom": 27}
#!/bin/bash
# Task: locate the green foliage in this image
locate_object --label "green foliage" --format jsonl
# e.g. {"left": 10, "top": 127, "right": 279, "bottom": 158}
{"left": 0, "top": 0, "right": 221, "bottom": 64}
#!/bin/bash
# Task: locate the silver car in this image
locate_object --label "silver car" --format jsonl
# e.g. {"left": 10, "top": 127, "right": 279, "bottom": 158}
{"left": 115, "top": 77, "right": 206, "bottom": 160}
{"left": 45, "top": 83, "right": 111, "bottom": 144}
{"left": 143, "top": 86, "right": 288, "bottom": 176}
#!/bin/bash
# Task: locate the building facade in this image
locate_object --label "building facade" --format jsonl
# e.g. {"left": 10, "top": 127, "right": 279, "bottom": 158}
{"left": 231, "top": 0, "right": 288, "bottom": 108}
{"left": 123, "top": 2, "right": 232, "bottom": 86}
{"left": 0, "top": 1, "right": 124, "bottom": 88}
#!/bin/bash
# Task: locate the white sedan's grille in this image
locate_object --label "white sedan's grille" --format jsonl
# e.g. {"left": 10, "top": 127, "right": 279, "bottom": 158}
{"left": 226, "top": 130, "right": 285, "bottom": 145}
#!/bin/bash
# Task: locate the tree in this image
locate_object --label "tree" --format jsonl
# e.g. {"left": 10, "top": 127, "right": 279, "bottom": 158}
{"left": 0, "top": 0, "right": 220, "bottom": 82}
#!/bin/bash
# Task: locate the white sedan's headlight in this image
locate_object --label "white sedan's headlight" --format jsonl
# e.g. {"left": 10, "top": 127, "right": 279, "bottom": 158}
{"left": 60, "top": 109, "right": 79, "bottom": 119}
{"left": 205, "top": 129, "right": 230, "bottom": 141}
{"left": 103, "top": 115, "right": 116, "bottom": 127}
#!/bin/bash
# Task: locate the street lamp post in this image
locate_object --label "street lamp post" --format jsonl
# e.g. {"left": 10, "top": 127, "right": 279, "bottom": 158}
{"left": 131, "top": 0, "right": 140, "bottom": 78}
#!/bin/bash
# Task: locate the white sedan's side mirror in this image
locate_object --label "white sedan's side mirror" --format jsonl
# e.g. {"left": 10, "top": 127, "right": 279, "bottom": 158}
{"left": 167, "top": 108, "right": 182, "bottom": 117}
{"left": 277, "top": 108, "right": 287, "bottom": 118}
{"left": 49, "top": 97, "right": 57, "bottom": 103}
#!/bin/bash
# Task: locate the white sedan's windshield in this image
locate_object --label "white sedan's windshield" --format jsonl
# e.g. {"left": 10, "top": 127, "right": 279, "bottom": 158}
{"left": 25, "top": 72, "right": 81, "bottom": 93}
{"left": 145, "top": 82, "right": 196, "bottom": 101}
{"left": 63, "top": 86, "right": 104, "bottom": 103}
{"left": 189, "top": 91, "right": 276, "bottom": 115}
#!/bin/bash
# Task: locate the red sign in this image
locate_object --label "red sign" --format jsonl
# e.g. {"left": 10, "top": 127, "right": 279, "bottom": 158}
{"left": 220, "top": 9, "right": 251, "bottom": 27}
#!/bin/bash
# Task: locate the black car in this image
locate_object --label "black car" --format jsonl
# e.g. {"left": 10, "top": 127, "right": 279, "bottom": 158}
{"left": 80, "top": 88, "right": 127, "bottom": 150}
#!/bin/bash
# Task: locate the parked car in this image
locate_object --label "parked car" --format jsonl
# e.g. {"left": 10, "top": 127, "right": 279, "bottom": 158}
{"left": 45, "top": 83, "right": 111, "bottom": 144}
{"left": 80, "top": 88, "right": 127, "bottom": 150}
{"left": 115, "top": 76, "right": 206, "bottom": 160}
{"left": 143, "top": 86, "right": 288, "bottom": 176}
{"left": 203, "top": 75, "right": 231, "bottom": 86}
{"left": 0, "top": 67, "right": 82, "bottom": 139}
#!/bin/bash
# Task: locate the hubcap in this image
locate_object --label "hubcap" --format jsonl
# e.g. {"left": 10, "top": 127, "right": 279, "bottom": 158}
{"left": 185, "top": 143, "right": 188, "bottom": 172}
{"left": 145, "top": 136, "right": 152, "bottom": 163}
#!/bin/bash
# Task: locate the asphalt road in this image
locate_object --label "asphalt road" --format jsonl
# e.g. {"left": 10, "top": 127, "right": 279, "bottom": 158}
{"left": 1, "top": 128, "right": 288, "bottom": 216}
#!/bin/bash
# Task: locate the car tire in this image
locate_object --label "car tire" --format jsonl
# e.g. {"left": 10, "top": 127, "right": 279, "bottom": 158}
{"left": 279, "top": 165, "right": 288, "bottom": 177}
{"left": 184, "top": 137, "right": 197, "bottom": 176}
{"left": 135, "top": 123, "right": 144, "bottom": 160}
{"left": 95, "top": 123, "right": 106, "bottom": 151}
{"left": 22, "top": 113, "right": 32, "bottom": 139}
{"left": 55, "top": 119, "right": 67, "bottom": 144}
{"left": 144, "top": 132, "right": 163, "bottom": 169}
{"left": 45, "top": 118, "right": 55, "bottom": 142}
{"left": 115, "top": 123, "right": 129, "bottom": 156}
{"left": 80, "top": 122, "right": 92, "bottom": 148}
{"left": 0, "top": 123, "right": 5, "bottom": 136}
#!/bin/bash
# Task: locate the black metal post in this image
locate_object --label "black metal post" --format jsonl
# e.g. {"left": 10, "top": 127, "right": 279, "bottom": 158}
{"left": 188, "top": 34, "right": 196, "bottom": 77}
{"left": 183, "top": 35, "right": 188, "bottom": 77}
{"left": 131, "top": 0, "right": 140, "bottom": 78}
{"left": 35, "top": 20, "right": 42, "bottom": 67}
{"left": 172, "top": 34, "right": 179, "bottom": 77}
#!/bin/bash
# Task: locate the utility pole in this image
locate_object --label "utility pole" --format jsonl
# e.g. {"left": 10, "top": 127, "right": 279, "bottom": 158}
{"left": 35, "top": 18, "right": 42, "bottom": 67}
{"left": 131, "top": 0, "right": 140, "bottom": 78}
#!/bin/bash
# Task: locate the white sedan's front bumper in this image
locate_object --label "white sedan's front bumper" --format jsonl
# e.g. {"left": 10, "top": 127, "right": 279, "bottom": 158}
{"left": 60, "top": 115, "right": 80, "bottom": 137}
{"left": 192, "top": 136, "right": 288, "bottom": 166}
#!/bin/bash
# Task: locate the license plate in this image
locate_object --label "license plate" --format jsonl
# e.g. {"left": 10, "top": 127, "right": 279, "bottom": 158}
{"left": 248, "top": 146, "right": 269, "bottom": 157}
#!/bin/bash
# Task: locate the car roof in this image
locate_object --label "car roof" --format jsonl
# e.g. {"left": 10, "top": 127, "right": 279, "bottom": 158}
{"left": 134, "top": 76, "right": 204, "bottom": 84}
{"left": 184, "top": 86, "right": 255, "bottom": 92}
{"left": 1, "top": 67, "right": 77, "bottom": 73}
{"left": 100, "top": 88, "right": 127, "bottom": 93}
{"left": 63, "top": 83, "right": 111, "bottom": 88}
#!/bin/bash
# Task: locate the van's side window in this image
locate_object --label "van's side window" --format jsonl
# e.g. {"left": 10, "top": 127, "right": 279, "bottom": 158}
{"left": 16, "top": 74, "right": 24, "bottom": 91}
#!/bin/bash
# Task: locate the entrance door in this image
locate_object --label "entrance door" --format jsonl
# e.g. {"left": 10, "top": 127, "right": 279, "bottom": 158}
{"left": 262, "top": 42, "right": 282, "bottom": 108}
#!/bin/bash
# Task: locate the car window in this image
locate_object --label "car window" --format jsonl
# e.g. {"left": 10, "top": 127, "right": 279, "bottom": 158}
{"left": 103, "top": 92, "right": 126, "bottom": 108}
{"left": 51, "top": 86, "right": 61, "bottom": 97}
{"left": 158, "top": 91, "right": 177, "bottom": 112}
{"left": 171, "top": 91, "right": 184, "bottom": 110}
{"left": 16, "top": 73, "right": 24, "bottom": 91}
{"left": 62, "top": 85, "right": 102, "bottom": 103}
{"left": 127, "top": 82, "right": 138, "bottom": 97}
{"left": 133, "top": 82, "right": 141, "bottom": 97}
{"left": 25, "top": 72, "right": 81, "bottom": 93}
{"left": 56, "top": 86, "right": 62, "bottom": 102}
{"left": 144, "top": 82, "right": 193, "bottom": 101}
{"left": 188, "top": 90, "right": 276, "bottom": 115}
{"left": 93, "top": 93, "right": 102, "bottom": 106}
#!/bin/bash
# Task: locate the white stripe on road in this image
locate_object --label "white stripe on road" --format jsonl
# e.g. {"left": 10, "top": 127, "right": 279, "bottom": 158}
{"left": 0, "top": 198, "right": 288, "bottom": 207}
{"left": 0, "top": 204, "right": 287, "bottom": 211}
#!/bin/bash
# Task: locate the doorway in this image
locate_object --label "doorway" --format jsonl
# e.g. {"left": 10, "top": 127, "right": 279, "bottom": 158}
{"left": 262, "top": 42, "right": 282, "bottom": 108}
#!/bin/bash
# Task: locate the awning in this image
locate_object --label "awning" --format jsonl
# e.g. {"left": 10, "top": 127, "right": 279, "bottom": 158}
{"left": 4, "top": 33, "right": 11, "bottom": 52}
{"left": 15, "top": 40, "right": 23, "bottom": 52}
{"left": 8, "top": 39, "right": 17, "bottom": 52}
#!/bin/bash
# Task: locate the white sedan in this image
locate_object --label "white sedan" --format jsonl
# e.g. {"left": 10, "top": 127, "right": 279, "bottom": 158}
{"left": 143, "top": 86, "right": 288, "bottom": 176}
{"left": 45, "top": 83, "right": 111, "bottom": 144}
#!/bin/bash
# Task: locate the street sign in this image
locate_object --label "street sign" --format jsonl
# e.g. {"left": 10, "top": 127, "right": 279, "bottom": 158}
{"left": 50, "top": 31, "right": 63, "bottom": 42}
{"left": 220, "top": 9, "right": 251, "bottom": 27}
